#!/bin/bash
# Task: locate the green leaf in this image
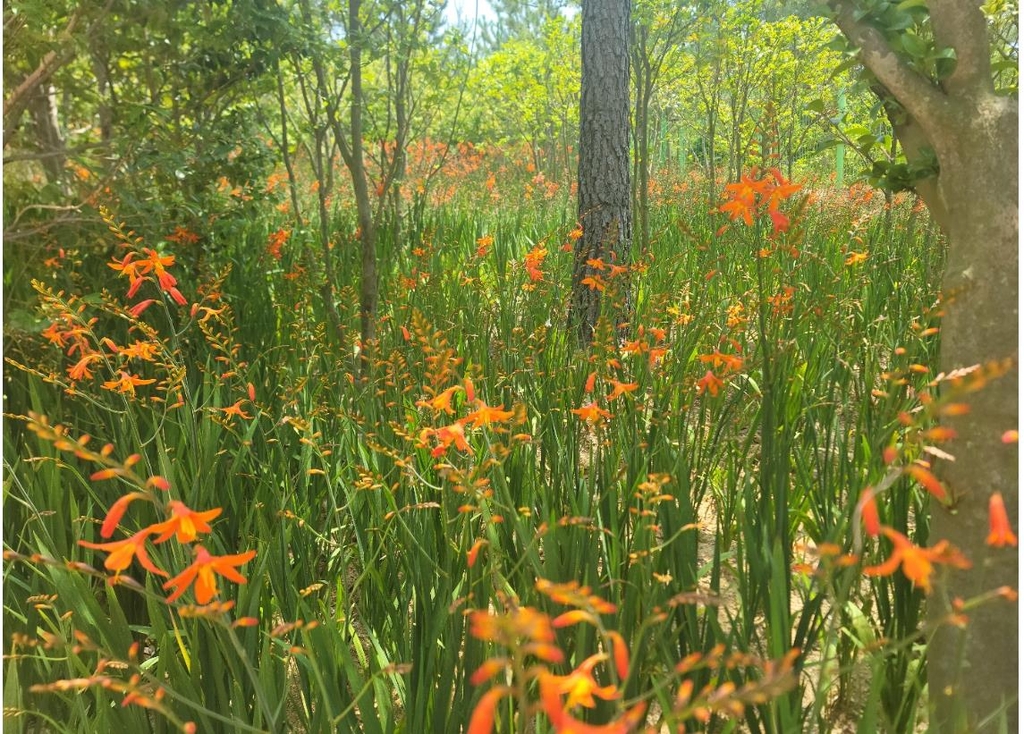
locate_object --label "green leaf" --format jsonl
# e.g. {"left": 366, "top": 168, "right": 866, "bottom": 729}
{"left": 830, "top": 56, "right": 863, "bottom": 78}
{"left": 812, "top": 137, "right": 844, "bottom": 154}
{"left": 900, "top": 32, "right": 928, "bottom": 58}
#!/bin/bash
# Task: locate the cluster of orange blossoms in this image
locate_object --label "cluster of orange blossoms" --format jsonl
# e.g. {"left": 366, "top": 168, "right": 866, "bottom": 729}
{"left": 26, "top": 414, "right": 255, "bottom": 608}
{"left": 858, "top": 485, "right": 1016, "bottom": 594}
{"left": 40, "top": 226, "right": 192, "bottom": 394}
{"left": 109, "top": 247, "right": 188, "bottom": 308}
{"left": 467, "top": 582, "right": 645, "bottom": 734}
{"left": 620, "top": 324, "right": 668, "bottom": 368}
{"left": 696, "top": 344, "right": 745, "bottom": 398}
{"left": 523, "top": 244, "right": 549, "bottom": 285}
{"left": 165, "top": 225, "right": 200, "bottom": 246}
{"left": 580, "top": 255, "right": 629, "bottom": 293}
{"left": 83, "top": 480, "right": 255, "bottom": 605}
{"left": 415, "top": 377, "right": 519, "bottom": 458}
{"left": 41, "top": 306, "right": 163, "bottom": 393}
{"left": 266, "top": 228, "right": 289, "bottom": 261}
{"left": 571, "top": 363, "right": 640, "bottom": 428}
{"left": 717, "top": 168, "right": 802, "bottom": 235}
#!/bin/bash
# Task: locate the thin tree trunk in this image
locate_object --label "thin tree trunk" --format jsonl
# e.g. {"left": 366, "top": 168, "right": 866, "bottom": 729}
{"left": 29, "top": 85, "right": 66, "bottom": 189}
{"left": 349, "top": 0, "right": 378, "bottom": 376}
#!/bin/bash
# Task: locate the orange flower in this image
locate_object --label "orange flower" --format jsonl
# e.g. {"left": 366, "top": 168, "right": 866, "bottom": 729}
{"left": 220, "top": 400, "right": 252, "bottom": 420}
{"left": 719, "top": 175, "right": 766, "bottom": 226}
{"left": 99, "top": 491, "right": 149, "bottom": 538}
{"left": 68, "top": 353, "right": 103, "bottom": 381}
{"left": 523, "top": 245, "right": 548, "bottom": 282}
{"left": 539, "top": 671, "right": 646, "bottom": 734}
{"left": 79, "top": 529, "right": 168, "bottom": 578}
{"left": 138, "top": 248, "right": 176, "bottom": 277}
{"left": 167, "top": 226, "right": 200, "bottom": 246}
{"left": 266, "top": 229, "right": 289, "bottom": 260}
{"left": 572, "top": 402, "right": 612, "bottom": 424}
{"left": 620, "top": 339, "right": 645, "bottom": 356}
{"left": 864, "top": 527, "right": 970, "bottom": 594}
{"left": 467, "top": 685, "right": 511, "bottom": 734}
{"left": 467, "top": 607, "right": 564, "bottom": 666}
{"left": 148, "top": 501, "right": 222, "bottom": 544}
{"left": 109, "top": 253, "right": 145, "bottom": 297}
{"left": 696, "top": 370, "right": 724, "bottom": 397}
{"left": 119, "top": 340, "right": 160, "bottom": 361}
{"left": 476, "top": 233, "right": 494, "bottom": 257}
{"left": 416, "top": 385, "right": 462, "bottom": 415}
{"left": 718, "top": 169, "right": 801, "bottom": 235}
{"left": 420, "top": 422, "right": 472, "bottom": 457}
{"left": 102, "top": 371, "right": 157, "bottom": 396}
{"left": 767, "top": 208, "right": 790, "bottom": 234}
{"left": 858, "top": 488, "right": 881, "bottom": 538}
{"left": 41, "top": 321, "right": 69, "bottom": 348}
{"left": 606, "top": 631, "right": 630, "bottom": 680}
{"left": 606, "top": 379, "right": 638, "bottom": 401}
{"left": 987, "top": 493, "right": 1017, "bottom": 547}
{"left": 543, "top": 654, "right": 620, "bottom": 710}
{"left": 904, "top": 464, "right": 948, "bottom": 503}
{"left": 461, "top": 401, "right": 515, "bottom": 428}
{"left": 163, "top": 545, "right": 256, "bottom": 604}
{"left": 466, "top": 539, "right": 488, "bottom": 568}
{"left": 699, "top": 350, "right": 743, "bottom": 373}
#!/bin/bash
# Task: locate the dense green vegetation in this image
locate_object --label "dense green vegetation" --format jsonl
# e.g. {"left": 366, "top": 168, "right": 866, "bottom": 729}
{"left": 3, "top": 1, "right": 1017, "bottom": 732}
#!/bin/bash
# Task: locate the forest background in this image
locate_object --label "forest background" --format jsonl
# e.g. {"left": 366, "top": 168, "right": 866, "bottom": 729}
{"left": 2, "top": 0, "right": 1019, "bottom": 732}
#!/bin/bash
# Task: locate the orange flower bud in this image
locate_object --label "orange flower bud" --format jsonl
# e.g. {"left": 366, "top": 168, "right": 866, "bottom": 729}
{"left": 987, "top": 493, "right": 1017, "bottom": 548}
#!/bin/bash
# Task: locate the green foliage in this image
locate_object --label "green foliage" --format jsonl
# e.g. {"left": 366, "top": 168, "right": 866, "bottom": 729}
{"left": 4, "top": 175, "right": 955, "bottom": 731}
{"left": 5, "top": 1, "right": 1014, "bottom": 732}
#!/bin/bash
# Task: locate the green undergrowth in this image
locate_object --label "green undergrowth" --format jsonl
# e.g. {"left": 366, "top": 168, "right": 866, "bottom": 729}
{"left": 3, "top": 186, "right": 946, "bottom": 732}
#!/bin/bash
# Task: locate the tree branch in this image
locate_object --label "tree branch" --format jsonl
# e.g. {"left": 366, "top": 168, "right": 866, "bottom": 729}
{"left": 3, "top": 49, "right": 75, "bottom": 145}
{"left": 929, "top": 0, "right": 993, "bottom": 96}
{"left": 3, "top": 1, "right": 115, "bottom": 148}
{"left": 827, "top": 0, "right": 951, "bottom": 135}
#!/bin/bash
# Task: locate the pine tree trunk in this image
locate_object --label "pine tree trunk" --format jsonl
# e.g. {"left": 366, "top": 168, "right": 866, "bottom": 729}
{"left": 571, "top": 0, "right": 632, "bottom": 347}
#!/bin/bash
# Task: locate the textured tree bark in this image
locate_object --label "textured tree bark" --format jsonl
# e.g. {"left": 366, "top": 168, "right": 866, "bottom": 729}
{"left": 28, "top": 85, "right": 67, "bottom": 189}
{"left": 571, "top": 0, "right": 633, "bottom": 347}
{"left": 830, "top": 2, "right": 1018, "bottom": 730}
{"left": 632, "top": 24, "right": 653, "bottom": 254}
{"left": 349, "top": 0, "right": 379, "bottom": 375}
{"left": 3, "top": 1, "right": 113, "bottom": 149}
{"left": 925, "top": 91, "right": 1018, "bottom": 734}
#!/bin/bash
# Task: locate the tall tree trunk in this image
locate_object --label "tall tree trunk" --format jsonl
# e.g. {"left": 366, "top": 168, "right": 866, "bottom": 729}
{"left": 28, "top": 84, "right": 67, "bottom": 190}
{"left": 90, "top": 46, "right": 114, "bottom": 145}
{"left": 924, "top": 92, "right": 1018, "bottom": 734}
{"left": 349, "top": 0, "right": 378, "bottom": 375}
{"left": 830, "top": 3, "right": 1018, "bottom": 729}
{"left": 571, "top": 0, "right": 632, "bottom": 347}
{"left": 632, "top": 24, "right": 652, "bottom": 254}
